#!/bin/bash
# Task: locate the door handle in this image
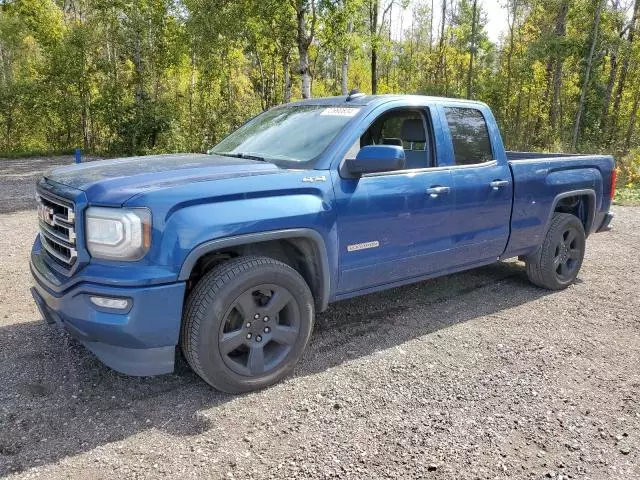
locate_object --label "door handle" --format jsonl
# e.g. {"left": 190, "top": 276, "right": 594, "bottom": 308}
{"left": 426, "top": 185, "right": 451, "bottom": 198}
{"left": 490, "top": 180, "right": 509, "bottom": 190}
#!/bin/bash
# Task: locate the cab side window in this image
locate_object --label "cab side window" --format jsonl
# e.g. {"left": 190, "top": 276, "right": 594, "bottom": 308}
{"left": 444, "top": 107, "right": 493, "bottom": 165}
{"left": 360, "top": 110, "right": 432, "bottom": 169}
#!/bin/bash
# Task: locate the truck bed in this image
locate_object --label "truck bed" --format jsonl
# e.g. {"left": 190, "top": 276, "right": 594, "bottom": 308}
{"left": 502, "top": 151, "right": 616, "bottom": 260}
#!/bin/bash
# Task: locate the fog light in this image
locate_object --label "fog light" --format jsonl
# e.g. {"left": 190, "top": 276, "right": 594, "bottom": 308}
{"left": 89, "top": 296, "right": 131, "bottom": 310}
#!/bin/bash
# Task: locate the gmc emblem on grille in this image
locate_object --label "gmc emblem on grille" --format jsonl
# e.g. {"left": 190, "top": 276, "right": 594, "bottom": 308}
{"left": 37, "top": 203, "right": 55, "bottom": 226}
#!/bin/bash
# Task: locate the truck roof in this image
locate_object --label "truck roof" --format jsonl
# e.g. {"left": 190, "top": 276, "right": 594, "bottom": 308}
{"left": 286, "top": 94, "right": 488, "bottom": 108}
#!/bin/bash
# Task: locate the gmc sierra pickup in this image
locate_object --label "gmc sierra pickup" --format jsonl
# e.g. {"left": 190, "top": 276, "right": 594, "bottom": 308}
{"left": 30, "top": 93, "right": 616, "bottom": 393}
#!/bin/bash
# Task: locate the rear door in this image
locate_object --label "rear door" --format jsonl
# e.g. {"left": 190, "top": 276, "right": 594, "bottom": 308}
{"left": 333, "top": 107, "right": 456, "bottom": 295}
{"left": 441, "top": 106, "right": 513, "bottom": 266}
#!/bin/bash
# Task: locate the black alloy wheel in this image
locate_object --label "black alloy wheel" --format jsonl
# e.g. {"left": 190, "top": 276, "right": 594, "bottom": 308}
{"left": 181, "top": 256, "right": 314, "bottom": 393}
{"left": 552, "top": 227, "right": 582, "bottom": 282}
{"left": 219, "top": 284, "right": 300, "bottom": 376}
{"left": 525, "top": 212, "right": 586, "bottom": 290}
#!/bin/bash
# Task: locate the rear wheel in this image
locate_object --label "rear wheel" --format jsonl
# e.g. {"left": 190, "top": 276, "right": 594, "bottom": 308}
{"left": 525, "top": 212, "right": 586, "bottom": 290}
{"left": 181, "top": 256, "right": 314, "bottom": 393}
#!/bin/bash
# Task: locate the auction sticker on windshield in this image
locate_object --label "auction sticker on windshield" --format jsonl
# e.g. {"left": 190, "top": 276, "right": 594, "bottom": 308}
{"left": 320, "top": 107, "right": 361, "bottom": 117}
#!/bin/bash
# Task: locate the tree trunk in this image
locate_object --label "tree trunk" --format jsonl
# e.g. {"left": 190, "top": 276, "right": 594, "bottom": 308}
{"left": 371, "top": 49, "right": 377, "bottom": 94}
{"left": 0, "top": 41, "right": 12, "bottom": 150}
{"left": 296, "top": 0, "right": 316, "bottom": 99}
{"left": 503, "top": 0, "right": 519, "bottom": 145}
{"left": 610, "top": 0, "right": 640, "bottom": 141}
{"left": 341, "top": 21, "right": 352, "bottom": 95}
{"left": 466, "top": 0, "right": 477, "bottom": 99}
{"left": 0, "top": 42, "right": 7, "bottom": 86}
{"left": 600, "top": 50, "right": 618, "bottom": 131}
{"left": 341, "top": 54, "right": 349, "bottom": 95}
{"left": 625, "top": 82, "right": 640, "bottom": 152}
{"left": 133, "top": 37, "right": 144, "bottom": 104}
{"left": 370, "top": 0, "right": 379, "bottom": 94}
{"left": 513, "top": 79, "right": 524, "bottom": 147}
{"left": 408, "top": 11, "right": 414, "bottom": 84}
{"left": 188, "top": 49, "right": 195, "bottom": 142}
{"left": 81, "top": 90, "right": 90, "bottom": 151}
{"left": 436, "top": 0, "right": 447, "bottom": 88}
{"left": 255, "top": 46, "right": 266, "bottom": 110}
{"left": 533, "top": 59, "right": 553, "bottom": 144}
{"left": 505, "top": 0, "right": 517, "bottom": 103}
{"left": 4, "top": 110, "right": 11, "bottom": 151}
{"left": 550, "top": 0, "right": 568, "bottom": 133}
{"left": 429, "top": 0, "right": 434, "bottom": 52}
{"left": 386, "top": 3, "right": 392, "bottom": 85}
{"left": 283, "top": 51, "right": 291, "bottom": 103}
{"left": 299, "top": 49, "right": 311, "bottom": 99}
{"left": 571, "top": 0, "right": 605, "bottom": 150}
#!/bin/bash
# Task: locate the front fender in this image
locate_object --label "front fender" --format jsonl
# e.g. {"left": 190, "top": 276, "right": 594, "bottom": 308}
{"left": 123, "top": 171, "right": 339, "bottom": 307}
{"left": 158, "top": 192, "right": 335, "bottom": 264}
{"left": 167, "top": 195, "right": 337, "bottom": 310}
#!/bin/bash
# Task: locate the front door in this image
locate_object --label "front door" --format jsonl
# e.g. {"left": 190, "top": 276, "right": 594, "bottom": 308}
{"left": 333, "top": 169, "right": 455, "bottom": 294}
{"left": 333, "top": 108, "right": 456, "bottom": 295}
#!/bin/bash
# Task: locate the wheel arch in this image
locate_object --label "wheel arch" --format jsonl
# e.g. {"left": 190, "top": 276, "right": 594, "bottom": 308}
{"left": 178, "top": 229, "right": 331, "bottom": 311}
{"left": 548, "top": 189, "right": 597, "bottom": 237}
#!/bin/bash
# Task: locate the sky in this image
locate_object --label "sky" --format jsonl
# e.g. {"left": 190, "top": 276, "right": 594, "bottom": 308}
{"left": 482, "top": 0, "right": 510, "bottom": 42}
{"left": 391, "top": 0, "right": 510, "bottom": 44}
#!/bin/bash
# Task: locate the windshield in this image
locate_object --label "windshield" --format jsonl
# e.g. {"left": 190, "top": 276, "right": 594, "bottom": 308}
{"left": 210, "top": 105, "right": 361, "bottom": 166}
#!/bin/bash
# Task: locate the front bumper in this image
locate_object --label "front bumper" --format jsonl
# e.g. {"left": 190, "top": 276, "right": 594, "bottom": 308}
{"left": 30, "top": 242, "right": 186, "bottom": 376}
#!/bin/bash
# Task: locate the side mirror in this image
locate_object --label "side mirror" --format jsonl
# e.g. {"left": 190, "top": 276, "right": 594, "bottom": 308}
{"left": 345, "top": 145, "right": 406, "bottom": 176}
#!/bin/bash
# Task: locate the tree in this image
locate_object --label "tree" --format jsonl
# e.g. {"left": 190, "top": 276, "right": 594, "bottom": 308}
{"left": 368, "top": 0, "right": 394, "bottom": 94}
{"left": 549, "top": 0, "right": 569, "bottom": 134}
{"left": 318, "top": 0, "right": 361, "bottom": 95}
{"left": 609, "top": 0, "right": 640, "bottom": 141}
{"left": 466, "top": 0, "right": 478, "bottom": 98}
{"left": 294, "top": 0, "right": 316, "bottom": 99}
{"left": 1, "top": 0, "right": 640, "bottom": 158}
{"left": 435, "top": 0, "right": 447, "bottom": 89}
{"left": 600, "top": 0, "right": 625, "bottom": 133}
{"left": 571, "top": 0, "right": 605, "bottom": 150}
{"left": 342, "top": 18, "right": 353, "bottom": 95}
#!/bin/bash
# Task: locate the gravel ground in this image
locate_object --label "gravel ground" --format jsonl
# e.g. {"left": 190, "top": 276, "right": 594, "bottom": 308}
{"left": 0, "top": 156, "right": 101, "bottom": 214}
{"left": 0, "top": 158, "right": 639, "bottom": 479}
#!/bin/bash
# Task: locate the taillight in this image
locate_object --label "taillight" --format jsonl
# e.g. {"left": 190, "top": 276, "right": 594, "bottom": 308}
{"left": 610, "top": 169, "right": 617, "bottom": 201}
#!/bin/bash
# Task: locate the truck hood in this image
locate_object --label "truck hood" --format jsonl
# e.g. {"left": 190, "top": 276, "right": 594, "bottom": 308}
{"left": 45, "top": 153, "right": 283, "bottom": 204}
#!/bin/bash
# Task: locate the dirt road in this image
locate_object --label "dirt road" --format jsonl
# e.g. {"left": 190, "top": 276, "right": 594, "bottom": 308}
{"left": 0, "top": 158, "right": 638, "bottom": 479}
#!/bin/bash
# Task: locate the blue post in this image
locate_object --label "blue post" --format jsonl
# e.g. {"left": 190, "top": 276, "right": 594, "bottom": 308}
{"left": 75, "top": 148, "right": 82, "bottom": 164}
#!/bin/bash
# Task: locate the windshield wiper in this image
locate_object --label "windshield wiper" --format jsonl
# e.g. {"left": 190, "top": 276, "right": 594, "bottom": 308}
{"left": 213, "top": 152, "right": 267, "bottom": 162}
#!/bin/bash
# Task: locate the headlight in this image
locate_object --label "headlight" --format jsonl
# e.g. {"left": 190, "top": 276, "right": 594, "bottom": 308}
{"left": 85, "top": 207, "right": 151, "bottom": 260}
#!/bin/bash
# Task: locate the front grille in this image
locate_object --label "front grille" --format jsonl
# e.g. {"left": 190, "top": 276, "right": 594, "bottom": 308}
{"left": 36, "top": 187, "right": 77, "bottom": 268}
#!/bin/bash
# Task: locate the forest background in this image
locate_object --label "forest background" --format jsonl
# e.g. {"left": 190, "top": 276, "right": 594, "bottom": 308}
{"left": 1, "top": 0, "right": 639, "bottom": 198}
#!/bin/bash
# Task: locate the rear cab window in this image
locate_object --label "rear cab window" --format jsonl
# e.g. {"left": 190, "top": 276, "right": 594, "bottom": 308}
{"left": 443, "top": 107, "right": 493, "bottom": 166}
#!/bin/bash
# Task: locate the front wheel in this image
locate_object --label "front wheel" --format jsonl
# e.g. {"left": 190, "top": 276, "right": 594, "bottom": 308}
{"left": 525, "top": 212, "right": 586, "bottom": 290}
{"left": 181, "top": 256, "right": 314, "bottom": 393}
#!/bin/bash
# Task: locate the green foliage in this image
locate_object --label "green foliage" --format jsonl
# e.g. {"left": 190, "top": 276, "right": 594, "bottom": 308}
{"left": 0, "top": 0, "right": 639, "bottom": 157}
{"left": 618, "top": 149, "right": 640, "bottom": 187}
{"left": 614, "top": 187, "right": 640, "bottom": 206}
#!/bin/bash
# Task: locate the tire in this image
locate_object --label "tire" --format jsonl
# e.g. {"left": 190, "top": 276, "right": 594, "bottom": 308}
{"left": 181, "top": 256, "right": 314, "bottom": 393}
{"left": 525, "top": 212, "right": 586, "bottom": 290}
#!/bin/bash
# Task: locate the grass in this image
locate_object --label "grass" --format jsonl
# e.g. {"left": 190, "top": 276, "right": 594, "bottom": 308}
{"left": 614, "top": 186, "right": 640, "bottom": 206}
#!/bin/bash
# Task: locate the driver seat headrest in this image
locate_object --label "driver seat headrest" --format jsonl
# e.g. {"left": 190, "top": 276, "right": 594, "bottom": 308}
{"left": 401, "top": 119, "right": 426, "bottom": 143}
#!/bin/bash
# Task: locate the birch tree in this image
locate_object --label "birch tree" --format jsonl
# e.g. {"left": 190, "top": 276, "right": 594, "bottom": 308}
{"left": 571, "top": 0, "right": 605, "bottom": 150}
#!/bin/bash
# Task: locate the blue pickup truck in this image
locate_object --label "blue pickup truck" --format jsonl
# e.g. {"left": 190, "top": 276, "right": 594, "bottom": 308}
{"left": 30, "top": 93, "right": 616, "bottom": 393}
